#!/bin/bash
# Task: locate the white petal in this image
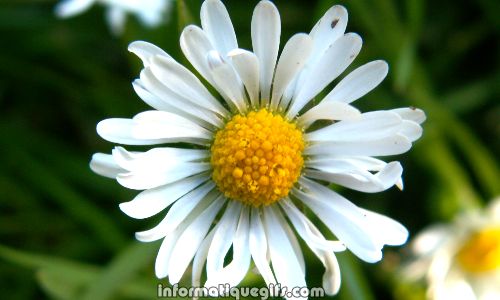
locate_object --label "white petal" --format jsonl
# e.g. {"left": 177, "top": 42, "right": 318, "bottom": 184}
{"left": 284, "top": 5, "right": 348, "bottom": 106}
{"left": 96, "top": 113, "right": 211, "bottom": 146}
{"left": 270, "top": 33, "right": 313, "bottom": 110}
{"left": 192, "top": 228, "right": 216, "bottom": 289}
{"left": 132, "top": 110, "right": 213, "bottom": 138}
{"left": 308, "top": 156, "right": 388, "bottom": 171}
{"left": 307, "top": 157, "right": 376, "bottom": 173}
{"left": 411, "top": 225, "right": 450, "bottom": 256}
{"left": 154, "top": 190, "right": 217, "bottom": 279}
{"left": 167, "top": 196, "right": 225, "bottom": 284}
{"left": 349, "top": 157, "right": 389, "bottom": 170}
{"left": 270, "top": 205, "right": 305, "bottom": 274}
{"left": 400, "top": 120, "right": 423, "bottom": 142}
{"left": 263, "top": 206, "right": 306, "bottom": 290}
{"left": 477, "top": 281, "right": 500, "bottom": 300}
{"left": 179, "top": 26, "right": 233, "bottom": 103}
{"left": 206, "top": 201, "right": 242, "bottom": 277}
{"left": 305, "top": 134, "right": 412, "bottom": 157}
{"left": 287, "top": 33, "right": 363, "bottom": 118}
{"left": 434, "top": 277, "right": 476, "bottom": 300}
{"left": 394, "top": 177, "right": 403, "bottom": 190}
{"left": 206, "top": 50, "right": 247, "bottom": 113}
{"left": 321, "top": 251, "right": 342, "bottom": 296}
{"left": 89, "top": 153, "right": 124, "bottom": 178}
{"left": 324, "top": 60, "right": 388, "bottom": 104}
{"left": 134, "top": 0, "right": 166, "bottom": 27}
{"left": 129, "top": 41, "right": 170, "bottom": 67}
{"left": 228, "top": 49, "right": 260, "bottom": 108}
{"left": 294, "top": 178, "right": 382, "bottom": 262}
{"left": 105, "top": 7, "right": 126, "bottom": 36}
{"left": 309, "top": 5, "right": 348, "bottom": 64}
{"left": 119, "top": 173, "right": 210, "bottom": 219}
{"left": 150, "top": 55, "right": 229, "bottom": 116}
{"left": 111, "top": 146, "right": 210, "bottom": 190}
{"left": 251, "top": 0, "right": 280, "bottom": 102}
{"left": 298, "top": 100, "right": 361, "bottom": 128}
{"left": 249, "top": 207, "right": 276, "bottom": 286}
{"left": 55, "top": 0, "right": 94, "bottom": 18}
{"left": 180, "top": 26, "right": 217, "bottom": 85}
{"left": 112, "top": 146, "right": 208, "bottom": 172}
{"left": 306, "top": 155, "right": 387, "bottom": 173}
{"left": 132, "top": 80, "right": 170, "bottom": 112}
{"left": 391, "top": 107, "right": 426, "bottom": 124}
{"left": 280, "top": 200, "right": 343, "bottom": 296}
{"left": 117, "top": 162, "right": 210, "bottom": 190}
{"left": 305, "top": 161, "right": 403, "bottom": 193}
{"left": 200, "top": 0, "right": 238, "bottom": 55}
{"left": 280, "top": 75, "right": 299, "bottom": 111}
{"left": 138, "top": 69, "right": 222, "bottom": 128}
{"left": 359, "top": 208, "right": 408, "bottom": 246}
{"left": 205, "top": 206, "right": 251, "bottom": 288}
{"left": 307, "top": 111, "right": 403, "bottom": 142}
{"left": 155, "top": 225, "right": 185, "bottom": 279}
{"left": 135, "top": 182, "right": 215, "bottom": 242}
{"left": 155, "top": 193, "right": 212, "bottom": 279}
{"left": 280, "top": 199, "right": 346, "bottom": 252}
{"left": 141, "top": 68, "right": 222, "bottom": 127}
{"left": 428, "top": 246, "right": 454, "bottom": 283}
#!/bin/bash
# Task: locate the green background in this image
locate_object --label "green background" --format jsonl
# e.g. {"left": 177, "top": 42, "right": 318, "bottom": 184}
{"left": 0, "top": 0, "right": 498, "bottom": 299}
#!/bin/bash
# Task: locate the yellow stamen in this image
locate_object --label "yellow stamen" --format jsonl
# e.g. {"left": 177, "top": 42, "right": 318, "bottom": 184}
{"left": 211, "top": 108, "right": 304, "bottom": 206}
{"left": 456, "top": 226, "right": 500, "bottom": 273}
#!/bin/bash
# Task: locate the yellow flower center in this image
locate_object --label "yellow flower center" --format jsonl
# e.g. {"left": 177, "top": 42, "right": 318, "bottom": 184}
{"left": 457, "top": 226, "right": 500, "bottom": 273}
{"left": 211, "top": 108, "right": 304, "bottom": 207}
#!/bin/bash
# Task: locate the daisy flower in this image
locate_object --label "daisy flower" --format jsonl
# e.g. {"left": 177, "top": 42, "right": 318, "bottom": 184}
{"left": 404, "top": 198, "right": 500, "bottom": 300}
{"left": 90, "top": 0, "right": 425, "bottom": 296}
{"left": 55, "top": 0, "right": 171, "bottom": 35}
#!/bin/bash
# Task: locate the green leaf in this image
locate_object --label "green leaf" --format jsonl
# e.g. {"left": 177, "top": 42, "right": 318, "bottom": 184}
{"left": 0, "top": 244, "right": 158, "bottom": 299}
{"left": 0, "top": 244, "right": 100, "bottom": 278}
{"left": 80, "top": 242, "right": 159, "bottom": 300}
{"left": 37, "top": 268, "right": 87, "bottom": 300}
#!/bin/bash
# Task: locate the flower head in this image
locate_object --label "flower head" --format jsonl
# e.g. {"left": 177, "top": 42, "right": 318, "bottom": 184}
{"left": 91, "top": 0, "right": 425, "bottom": 296}
{"left": 404, "top": 199, "right": 500, "bottom": 300}
{"left": 55, "top": 0, "right": 171, "bottom": 35}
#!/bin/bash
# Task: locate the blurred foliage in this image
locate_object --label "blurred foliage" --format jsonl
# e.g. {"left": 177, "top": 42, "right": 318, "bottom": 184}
{"left": 0, "top": 0, "right": 498, "bottom": 299}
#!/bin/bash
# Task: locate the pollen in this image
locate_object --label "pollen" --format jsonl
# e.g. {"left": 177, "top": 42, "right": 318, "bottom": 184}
{"left": 456, "top": 226, "right": 500, "bottom": 273}
{"left": 211, "top": 108, "right": 304, "bottom": 206}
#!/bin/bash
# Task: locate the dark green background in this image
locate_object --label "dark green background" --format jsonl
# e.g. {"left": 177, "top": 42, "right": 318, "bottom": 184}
{"left": 0, "top": 0, "right": 498, "bottom": 299}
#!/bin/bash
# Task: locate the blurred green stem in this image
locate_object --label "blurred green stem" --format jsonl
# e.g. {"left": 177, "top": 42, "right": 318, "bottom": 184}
{"left": 337, "top": 252, "right": 375, "bottom": 300}
{"left": 177, "top": 0, "right": 194, "bottom": 33}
